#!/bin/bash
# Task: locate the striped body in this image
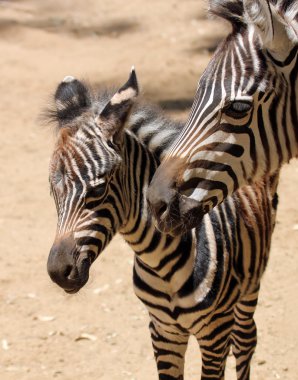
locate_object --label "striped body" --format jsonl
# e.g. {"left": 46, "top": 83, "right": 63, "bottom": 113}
{"left": 147, "top": 0, "right": 297, "bottom": 234}
{"left": 47, "top": 73, "right": 279, "bottom": 380}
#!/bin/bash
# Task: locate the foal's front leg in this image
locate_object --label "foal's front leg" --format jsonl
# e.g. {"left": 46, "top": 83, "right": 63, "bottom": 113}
{"left": 231, "top": 289, "right": 259, "bottom": 380}
{"left": 149, "top": 321, "right": 189, "bottom": 380}
{"left": 197, "top": 313, "right": 234, "bottom": 380}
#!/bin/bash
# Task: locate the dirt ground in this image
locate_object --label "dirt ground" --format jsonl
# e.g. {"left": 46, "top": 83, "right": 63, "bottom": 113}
{"left": 0, "top": 1, "right": 297, "bottom": 379}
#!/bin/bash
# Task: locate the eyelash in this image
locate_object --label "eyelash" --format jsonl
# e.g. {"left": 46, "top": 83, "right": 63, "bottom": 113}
{"left": 224, "top": 101, "right": 253, "bottom": 118}
{"left": 107, "top": 140, "right": 115, "bottom": 149}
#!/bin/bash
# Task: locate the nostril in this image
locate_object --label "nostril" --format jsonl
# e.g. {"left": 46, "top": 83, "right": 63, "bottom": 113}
{"left": 153, "top": 201, "right": 168, "bottom": 220}
{"left": 63, "top": 265, "right": 73, "bottom": 278}
{"left": 159, "top": 202, "right": 168, "bottom": 216}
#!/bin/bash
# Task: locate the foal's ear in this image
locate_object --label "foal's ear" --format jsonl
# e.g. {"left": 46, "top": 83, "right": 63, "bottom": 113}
{"left": 99, "top": 68, "right": 139, "bottom": 144}
{"left": 54, "top": 76, "right": 91, "bottom": 125}
{"left": 243, "top": 0, "right": 297, "bottom": 59}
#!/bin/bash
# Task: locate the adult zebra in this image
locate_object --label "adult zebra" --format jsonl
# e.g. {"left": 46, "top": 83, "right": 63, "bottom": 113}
{"left": 147, "top": 0, "right": 297, "bottom": 234}
{"left": 46, "top": 70, "right": 279, "bottom": 380}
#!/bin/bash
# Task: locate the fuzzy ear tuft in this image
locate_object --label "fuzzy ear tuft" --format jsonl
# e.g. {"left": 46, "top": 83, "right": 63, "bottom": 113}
{"left": 243, "top": 0, "right": 296, "bottom": 59}
{"left": 54, "top": 77, "right": 91, "bottom": 124}
{"left": 282, "top": 2, "right": 298, "bottom": 44}
{"left": 208, "top": 0, "right": 245, "bottom": 31}
{"left": 243, "top": 0, "right": 274, "bottom": 45}
{"left": 99, "top": 68, "right": 139, "bottom": 143}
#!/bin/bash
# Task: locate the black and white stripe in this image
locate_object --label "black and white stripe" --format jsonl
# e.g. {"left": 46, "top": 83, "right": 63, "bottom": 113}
{"left": 47, "top": 72, "right": 279, "bottom": 380}
{"left": 148, "top": 0, "right": 297, "bottom": 230}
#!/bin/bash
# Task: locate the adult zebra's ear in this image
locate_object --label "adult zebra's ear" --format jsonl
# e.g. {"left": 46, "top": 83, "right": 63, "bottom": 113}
{"left": 99, "top": 68, "right": 139, "bottom": 145}
{"left": 54, "top": 76, "right": 91, "bottom": 125}
{"left": 243, "top": 0, "right": 298, "bottom": 59}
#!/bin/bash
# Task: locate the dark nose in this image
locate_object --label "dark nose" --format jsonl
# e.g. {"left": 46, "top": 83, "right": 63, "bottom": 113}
{"left": 47, "top": 235, "right": 83, "bottom": 293}
{"left": 148, "top": 158, "right": 181, "bottom": 225}
{"left": 148, "top": 156, "right": 185, "bottom": 220}
{"left": 147, "top": 180, "right": 177, "bottom": 222}
{"left": 151, "top": 200, "right": 168, "bottom": 220}
{"left": 147, "top": 181, "right": 185, "bottom": 235}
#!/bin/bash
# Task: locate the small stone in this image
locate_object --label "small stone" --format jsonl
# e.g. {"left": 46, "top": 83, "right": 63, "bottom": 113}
{"left": 37, "top": 315, "right": 55, "bottom": 322}
{"left": 26, "top": 293, "right": 37, "bottom": 299}
{"left": 93, "top": 284, "right": 110, "bottom": 294}
{"left": 2, "top": 339, "right": 9, "bottom": 350}
{"left": 75, "top": 333, "right": 97, "bottom": 342}
{"left": 106, "top": 332, "right": 117, "bottom": 340}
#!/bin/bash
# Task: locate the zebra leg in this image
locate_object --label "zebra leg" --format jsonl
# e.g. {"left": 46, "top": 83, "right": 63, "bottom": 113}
{"left": 198, "top": 313, "right": 234, "bottom": 380}
{"left": 231, "top": 290, "right": 259, "bottom": 380}
{"left": 149, "top": 321, "right": 189, "bottom": 380}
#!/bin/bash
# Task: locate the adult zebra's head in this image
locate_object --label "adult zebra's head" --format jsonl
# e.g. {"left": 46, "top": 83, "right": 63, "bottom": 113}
{"left": 148, "top": 0, "right": 298, "bottom": 234}
{"left": 47, "top": 70, "right": 138, "bottom": 293}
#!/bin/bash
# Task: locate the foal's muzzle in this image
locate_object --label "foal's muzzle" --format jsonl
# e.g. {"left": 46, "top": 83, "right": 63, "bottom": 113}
{"left": 47, "top": 234, "right": 91, "bottom": 293}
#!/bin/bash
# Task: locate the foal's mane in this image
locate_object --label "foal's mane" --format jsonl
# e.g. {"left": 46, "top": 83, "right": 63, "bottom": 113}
{"left": 43, "top": 82, "right": 183, "bottom": 160}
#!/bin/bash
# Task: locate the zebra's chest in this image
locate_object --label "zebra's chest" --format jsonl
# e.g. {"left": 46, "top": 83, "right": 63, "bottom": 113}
{"left": 132, "top": 254, "right": 231, "bottom": 332}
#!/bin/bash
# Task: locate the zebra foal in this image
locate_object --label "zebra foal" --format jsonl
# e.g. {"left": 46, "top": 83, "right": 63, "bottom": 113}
{"left": 46, "top": 70, "right": 279, "bottom": 380}
{"left": 148, "top": 0, "right": 297, "bottom": 234}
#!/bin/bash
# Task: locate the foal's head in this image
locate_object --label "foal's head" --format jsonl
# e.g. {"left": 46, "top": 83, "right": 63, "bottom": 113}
{"left": 47, "top": 70, "right": 138, "bottom": 293}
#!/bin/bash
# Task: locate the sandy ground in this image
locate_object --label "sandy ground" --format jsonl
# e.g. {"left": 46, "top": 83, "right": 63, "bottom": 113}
{"left": 0, "top": 1, "right": 297, "bottom": 379}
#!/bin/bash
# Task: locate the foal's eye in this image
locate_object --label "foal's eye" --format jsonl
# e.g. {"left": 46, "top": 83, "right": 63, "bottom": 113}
{"left": 86, "top": 184, "right": 106, "bottom": 200}
{"left": 224, "top": 100, "right": 253, "bottom": 118}
{"left": 107, "top": 140, "right": 114, "bottom": 149}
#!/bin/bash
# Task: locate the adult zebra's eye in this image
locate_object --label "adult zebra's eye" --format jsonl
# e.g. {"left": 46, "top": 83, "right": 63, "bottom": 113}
{"left": 224, "top": 101, "right": 253, "bottom": 118}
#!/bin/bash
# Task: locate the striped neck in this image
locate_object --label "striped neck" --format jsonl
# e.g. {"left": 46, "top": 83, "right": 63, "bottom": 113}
{"left": 119, "top": 132, "right": 194, "bottom": 272}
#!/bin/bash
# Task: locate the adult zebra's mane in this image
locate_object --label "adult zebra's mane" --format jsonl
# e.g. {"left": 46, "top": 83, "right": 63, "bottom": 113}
{"left": 209, "top": 0, "right": 298, "bottom": 33}
{"left": 209, "top": 0, "right": 245, "bottom": 31}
